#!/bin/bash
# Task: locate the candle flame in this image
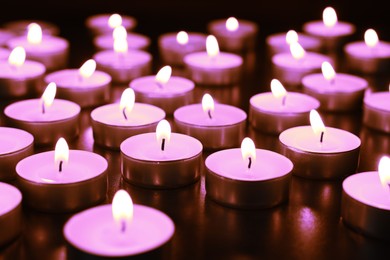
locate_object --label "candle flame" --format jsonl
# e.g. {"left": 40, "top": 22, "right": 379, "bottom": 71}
{"left": 113, "top": 25, "right": 127, "bottom": 41}
{"left": 112, "top": 189, "right": 133, "bottom": 233}
{"left": 108, "top": 14, "right": 122, "bottom": 29}
{"left": 241, "top": 137, "right": 256, "bottom": 169}
{"left": 321, "top": 61, "right": 336, "bottom": 82}
{"left": 78, "top": 59, "right": 96, "bottom": 79}
{"left": 155, "top": 65, "right": 172, "bottom": 85}
{"left": 41, "top": 82, "right": 57, "bottom": 112}
{"left": 27, "top": 23, "right": 42, "bottom": 44}
{"left": 54, "top": 137, "right": 69, "bottom": 172}
{"left": 206, "top": 35, "right": 219, "bottom": 58}
{"left": 379, "top": 156, "right": 390, "bottom": 190}
{"left": 114, "top": 37, "right": 128, "bottom": 53}
{"left": 286, "top": 30, "right": 299, "bottom": 45}
{"left": 364, "top": 29, "right": 379, "bottom": 48}
{"left": 323, "top": 7, "right": 338, "bottom": 28}
{"left": 226, "top": 17, "right": 239, "bottom": 31}
{"left": 270, "top": 79, "right": 287, "bottom": 99}
{"left": 120, "top": 88, "right": 135, "bottom": 118}
{"left": 310, "top": 109, "right": 326, "bottom": 141}
{"left": 290, "top": 42, "right": 306, "bottom": 60}
{"left": 176, "top": 31, "right": 189, "bottom": 45}
{"left": 156, "top": 119, "right": 171, "bottom": 151}
{"left": 8, "top": 46, "right": 26, "bottom": 67}
{"left": 202, "top": 93, "right": 214, "bottom": 119}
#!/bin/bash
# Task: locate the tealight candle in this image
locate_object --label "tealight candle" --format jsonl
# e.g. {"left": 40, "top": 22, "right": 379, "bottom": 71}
{"left": 279, "top": 110, "right": 361, "bottom": 179}
{"left": 207, "top": 17, "right": 258, "bottom": 53}
{"left": 3, "top": 20, "right": 59, "bottom": 36}
{"left": 64, "top": 190, "right": 174, "bottom": 257}
{"left": 302, "top": 61, "right": 368, "bottom": 111}
{"left": 44, "top": 59, "right": 112, "bottom": 108}
{"left": 0, "top": 127, "right": 34, "bottom": 181}
{"left": 121, "top": 120, "right": 203, "bottom": 188}
{"left": 363, "top": 89, "right": 390, "bottom": 133}
{"left": 184, "top": 35, "right": 243, "bottom": 85}
{"left": 0, "top": 29, "right": 14, "bottom": 46}
{"left": 130, "top": 65, "right": 194, "bottom": 115}
{"left": 91, "top": 88, "right": 166, "bottom": 149}
{"left": 0, "top": 47, "right": 45, "bottom": 98}
{"left": 0, "top": 182, "right": 22, "bottom": 247}
{"left": 4, "top": 83, "right": 80, "bottom": 145}
{"left": 158, "top": 31, "right": 206, "bottom": 66}
{"left": 6, "top": 23, "right": 69, "bottom": 71}
{"left": 249, "top": 79, "right": 320, "bottom": 134}
{"left": 85, "top": 13, "right": 137, "bottom": 36}
{"left": 16, "top": 138, "right": 107, "bottom": 212}
{"left": 205, "top": 137, "right": 293, "bottom": 209}
{"left": 0, "top": 47, "right": 10, "bottom": 60}
{"left": 303, "top": 7, "right": 355, "bottom": 52}
{"left": 341, "top": 156, "right": 390, "bottom": 239}
{"left": 344, "top": 29, "right": 390, "bottom": 74}
{"left": 174, "top": 93, "right": 246, "bottom": 149}
{"left": 272, "top": 42, "right": 332, "bottom": 88}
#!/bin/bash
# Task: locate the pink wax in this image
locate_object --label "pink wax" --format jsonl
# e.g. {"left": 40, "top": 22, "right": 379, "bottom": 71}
{"left": 0, "top": 127, "right": 33, "bottom": 155}
{"left": 85, "top": 14, "right": 137, "bottom": 35}
{"left": 184, "top": 52, "right": 242, "bottom": 70}
{"left": 302, "top": 73, "right": 368, "bottom": 93}
{"left": 364, "top": 92, "right": 390, "bottom": 112}
{"left": 0, "top": 48, "right": 10, "bottom": 60}
{"left": 266, "top": 32, "right": 322, "bottom": 55}
{"left": 3, "top": 20, "right": 59, "bottom": 36}
{"left": 94, "top": 32, "right": 150, "bottom": 51}
{"left": 303, "top": 21, "right": 355, "bottom": 38}
{"left": 0, "top": 182, "right": 22, "bottom": 216}
{"left": 0, "top": 29, "right": 14, "bottom": 46}
{"left": 272, "top": 52, "right": 331, "bottom": 70}
{"left": 45, "top": 69, "right": 111, "bottom": 88}
{"left": 0, "top": 60, "right": 45, "bottom": 79}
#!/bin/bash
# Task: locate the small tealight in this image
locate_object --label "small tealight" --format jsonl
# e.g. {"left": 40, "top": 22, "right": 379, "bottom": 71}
{"left": 85, "top": 13, "right": 137, "bottom": 35}
{"left": 3, "top": 20, "right": 59, "bottom": 36}
{"left": 363, "top": 87, "right": 390, "bottom": 133}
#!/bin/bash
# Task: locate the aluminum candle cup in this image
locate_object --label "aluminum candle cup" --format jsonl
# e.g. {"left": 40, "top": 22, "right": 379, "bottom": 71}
{"left": 93, "top": 32, "right": 150, "bottom": 51}
{"left": 16, "top": 150, "right": 108, "bottom": 213}
{"left": 0, "top": 182, "right": 22, "bottom": 247}
{"left": 121, "top": 133, "right": 203, "bottom": 188}
{"left": 4, "top": 99, "right": 80, "bottom": 145}
{"left": 3, "top": 20, "right": 59, "bottom": 36}
{"left": 266, "top": 32, "right": 322, "bottom": 56}
{"left": 0, "top": 127, "right": 34, "bottom": 181}
{"left": 85, "top": 14, "right": 137, "bottom": 35}
{"left": 205, "top": 148, "right": 293, "bottom": 209}
{"left": 363, "top": 92, "right": 390, "bottom": 133}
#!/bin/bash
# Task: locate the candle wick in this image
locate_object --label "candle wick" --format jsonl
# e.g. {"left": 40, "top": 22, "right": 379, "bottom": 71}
{"left": 42, "top": 102, "right": 45, "bottom": 114}
{"left": 161, "top": 138, "right": 165, "bottom": 151}
{"left": 248, "top": 157, "right": 252, "bottom": 169}
{"left": 208, "top": 110, "right": 212, "bottom": 119}
{"left": 122, "top": 108, "right": 128, "bottom": 120}
{"left": 121, "top": 220, "right": 126, "bottom": 233}
{"left": 320, "top": 131, "right": 324, "bottom": 143}
{"left": 59, "top": 161, "right": 63, "bottom": 172}
{"left": 282, "top": 96, "right": 287, "bottom": 107}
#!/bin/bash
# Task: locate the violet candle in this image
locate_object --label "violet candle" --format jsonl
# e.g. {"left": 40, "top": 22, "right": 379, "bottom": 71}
{"left": 44, "top": 59, "right": 112, "bottom": 108}
{"left": 91, "top": 88, "right": 166, "bottom": 149}
{"left": 0, "top": 29, "right": 15, "bottom": 46}
{"left": 16, "top": 138, "right": 107, "bottom": 213}
{"left": 205, "top": 137, "right": 293, "bottom": 209}
{"left": 4, "top": 83, "right": 80, "bottom": 145}
{"left": 64, "top": 190, "right": 174, "bottom": 258}
{"left": 121, "top": 120, "right": 203, "bottom": 188}
{"left": 249, "top": 79, "right": 320, "bottom": 134}
{"left": 363, "top": 89, "right": 390, "bottom": 133}
{"left": 0, "top": 182, "right": 22, "bottom": 247}
{"left": 184, "top": 35, "right": 243, "bottom": 86}
{"left": 0, "top": 47, "right": 10, "bottom": 60}
{"left": 130, "top": 65, "right": 195, "bottom": 115}
{"left": 3, "top": 20, "right": 59, "bottom": 36}
{"left": 279, "top": 110, "right": 361, "bottom": 179}
{"left": 173, "top": 93, "right": 246, "bottom": 149}
{"left": 85, "top": 13, "right": 137, "bottom": 36}
{"left": 302, "top": 61, "right": 368, "bottom": 112}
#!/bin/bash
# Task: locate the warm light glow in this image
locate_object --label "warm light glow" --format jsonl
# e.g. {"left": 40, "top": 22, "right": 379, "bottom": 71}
{"left": 112, "top": 189, "right": 133, "bottom": 232}
{"left": 310, "top": 109, "right": 326, "bottom": 137}
{"left": 290, "top": 42, "right": 306, "bottom": 60}
{"left": 155, "top": 66, "right": 172, "bottom": 85}
{"left": 114, "top": 37, "right": 128, "bottom": 53}
{"left": 156, "top": 120, "right": 171, "bottom": 151}
{"left": 202, "top": 93, "right": 214, "bottom": 119}
{"left": 241, "top": 137, "right": 256, "bottom": 169}
{"left": 176, "top": 31, "right": 189, "bottom": 45}
{"left": 78, "top": 59, "right": 96, "bottom": 79}
{"left": 108, "top": 14, "right": 122, "bottom": 29}
{"left": 8, "top": 46, "right": 26, "bottom": 67}
{"left": 323, "top": 7, "right": 338, "bottom": 28}
{"left": 364, "top": 29, "right": 379, "bottom": 48}
{"left": 120, "top": 88, "right": 135, "bottom": 116}
{"left": 379, "top": 156, "right": 390, "bottom": 190}
{"left": 54, "top": 138, "right": 69, "bottom": 171}
{"left": 206, "top": 35, "right": 219, "bottom": 58}
{"left": 226, "top": 17, "right": 239, "bottom": 31}
{"left": 286, "top": 30, "right": 299, "bottom": 45}
{"left": 270, "top": 79, "right": 287, "bottom": 99}
{"left": 113, "top": 25, "right": 127, "bottom": 41}
{"left": 27, "top": 23, "right": 42, "bottom": 44}
{"left": 321, "top": 61, "right": 336, "bottom": 82}
{"left": 41, "top": 82, "right": 57, "bottom": 111}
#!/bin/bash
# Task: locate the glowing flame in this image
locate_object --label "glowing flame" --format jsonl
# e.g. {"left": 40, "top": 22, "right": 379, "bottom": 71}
{"left": 379, "top": 156, "right": 390, "bottom": 190}
{"left": 271, "top": 79, "right": 287, "bottom": 99}
{"left": 176, "top": 31, "right": 189, "bottom": 45}
{"left": 202, "top": 93, "right": 214, "bottom": 119}
{"left": 156, "top": 120, "right": 171, "bottom": 151}
{"left": 114, "top": 37, "right": 128, "bottom": 53}
{"left": 206, "top": 35, "right": 219, "bottom": 58}
{"left": 112, "top": 189, "right": 133, "bottom": 233}
{"left": 120, "top": 88, "right": 135, "bottom": 117}
{"left": 290, "top": 42, "right": 306, "bottom": 60}
{"left": 323, "top": 7, "right": 338, "bottom": 28}
{"left": 108, "top": 14, "right": 122, "bottom": 29}
{"left": 155, "top": 66, "right": 172, "bottom": 86}
{"left": 286, "top": 30, "right": 299, "bottom": 45}
{"left": 41, "top": 82, "right": 57, "bottom": 112}
{"left": 54, "top": 138, "right": 69, "bottom": 172}
{"left": 8, "top": 46, "right": 26, "bottom": 67}
{"left": 226, "top": 17, "right": 239, "bottom": 31}
{"left": 241, "top": 137, "right": 256, "bottom": 169}
{"left": 27, "top": 23, "right": 42, "bottom": 44}
{"left": 321, "top": 61, "right": 336, "bottom": 82}
{"left": 78, "top": 59, "right": 96, "bottom": 79}
{"left": 113, "top": 25, "right": 127, "bottom": 41}
{"left": 364, "top": 29, "right": 379, "bottom": 48}
{"left": 310, "top": 109, "right": 326, "bottom": 141}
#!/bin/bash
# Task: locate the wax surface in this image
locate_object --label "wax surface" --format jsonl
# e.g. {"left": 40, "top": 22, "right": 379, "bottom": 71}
{"left": 0, "top": 182, "right": 22, "bottom": 215}
{"left": 343, "top": 172, "right": 390, "bottom": 210}
{"left": 345, "top": 42, "right": 390, "bottom": 58}
{"left": 250, "top": 92, "right": 319, "bottom": 113}
{"left": 64, "top": 204, "right": 174, "bottom": 257}
{"left": 94, "top": 33, "right": 150, "bottom": 50}
{"left": 16, "top": 150, "right": 107, "bottom": 184}
{"left": 279, "top": 126, "right": 360, "bottom": 153}
{"left": 302, "top": 73, "right": 367, "bottom": 93}
{"left": 86, "top": 14, "right": 136, "bottom": 31}
{"left": 174, "top": 103, "right": 246, "bottom": 126}
{"left": 303, "top": 21, "right": 355, "bottom": 37}
{"left": 4, "top": 99, "right": 80, "bottom": 122}
{"left": 7, "top": 36, "right": 68, "bottom": 53}
{"left": 0, "top": 47, "right": 10, "bottom": 60}
{"left": 364, "top": 92, "right": 390, "bottom": 111}
{"left": 266, "top": 32, "right": 321, "bottom": 52}
{"left": 0, "top": 127, "right": 33, "bottom": 155}
{"left": 0, "top": 60, "right": 45, "bottom": 78}
{"left": 94, "top": 50, "right": 151, "bottom": 68}
{"left": 209, "top": 19, "right": 257, "bottom": 37}
{"left": 159, "top": 32, "right": 206, "bottom": 51}
{"left": 130, "top": 76, "right": 194, "bottom": 95}
{"left": 206, "top": 148, "right": 293, "bottom": 181}
{"left": 0, "top": 29, "right": 15, "bottom": 45}
{"left": 91, "top": 103, "right": 165, "bottom": 126}
{"left": 121, "top": 133, "right": 202, "bottom": 161}
{"left": 45, "top": 69, "right": 111, "bottom": 88}
{"left": 3, "top": 20, "right": 59, "bottom": 36}
{"left": 184, "top": 52, "right": 243, "bottom": 69}
{"left": 272, "top": 52, "right": 331, "bottom": 69}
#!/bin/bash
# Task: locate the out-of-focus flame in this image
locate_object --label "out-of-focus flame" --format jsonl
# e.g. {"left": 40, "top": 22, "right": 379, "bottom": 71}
{"left": 108, "top": 14, "right": 122, "bottom": 29}
{"left": 27, "top": 23, "right": 42, "bottom": 44}
{"left": 8, "top": 46, "right": 26, "bottom": 67}
{"left": 114, "top": 37, "right": 128, "bottom": 53}
{"left": 155, "top": 65, "right": 172, "bottom": 86}
{"left": 112, "top": 189, "right": 133, "bottom": 233}
{"left": 206, "top": 35, "right": 219, "bottom": 58}
{"left": 271, "top": 79, "right": 287, "bottom": 99}
{"left": 41, "top": 82, "right": 57, "bottom": 112}
{"left": 323, "top": 7, "right": 338, "bottom": 28}
{"left": 78, "top": 59, "right": 96, "bottom": 79}
{"left": 113, "top": 26, "right": 127, "bottom": 41}
{"left": 286, "top": 30, "right": 299, "bottom": 45}
{"left": 176, "top": 31, "right": 189, "bottom": 45}
{"left": 226, "top": 17, "right": 239, "bottom": 32}
{"left": 364, "top": 29, "right": 379, "bottom": 48}
{"left": 290, "top": 42, "right": 306, "bottom": 60}
{"left": 321, "top": 61, "right": 336, "bottom": 82}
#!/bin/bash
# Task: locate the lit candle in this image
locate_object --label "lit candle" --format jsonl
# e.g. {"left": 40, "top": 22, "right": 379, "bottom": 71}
{"left": 85, "top": 13, "right": 137, "bottom": 35}
{"left": 4, "top": 82, "right": 81, "bottom": 145}
{"left": 121, "top": 120, "right": 203, "bottom": 188}
{"left": 184, "top": 35, "right": 243, "bottom": 85}
{"left": 249, "top": 79, "right": 320, "bottom": 134}
{"left": 0, "top": 46, "right": 45, "bottom": 98}
{"left": 205, "top": 137, "right": 293, "bottom": 208}
{"left": 344, "top": 29, "right": 390, "bottom": 74}
{"left": 91, "top": 88, "right": 166, "bottom": 149}
{"left": 16, "top": 138, "right": 108, "bottom": 212}
{"left": 6, "top": 23, "right": 69, "bottom": 71}
{"left": 64, "top": 190, "right": 174, "bottom": 257}
{"left": 302, "top": 61, "right": 368, "bottom": 111}
{"left": 44, "top": 59, "right": 112, "bottom": 108}
{"left": 3, "top": 19, "right": 59, "bottom": 36}
{"left": 279, "top": 109, "right": 361, "bottom": 179}
{"left": 341, "top": 156, "right": 390, "bottom": 239}
{"left": 363, "top": 87, "right": 390, "bottom": 133}
{"left": 130, "top": 65, "right": 195, "bottom": 114}
{"left": 173, "top": 93, "right": 247, "bottom": 149}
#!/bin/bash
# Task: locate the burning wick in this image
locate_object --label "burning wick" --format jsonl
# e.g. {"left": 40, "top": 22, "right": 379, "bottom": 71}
{"left": 161, "top": 138, "right": 166, "bottom": 151}
{"left": 247, "top": 157, "right": 252, "bottom": 169}
{"left": 59, "top": 161, "right": 63, "bottom": 172}
{"left": 207, "top": 110, "right": 212, "bottom": 119}
{"left": 320, "top": 131, "right": 324, "bottom": 143}
{"left": 122, "top": 108, "right": 128, "bottom": 120}
{"left": 42, "top": 103, "right": 46, "bottom": 114}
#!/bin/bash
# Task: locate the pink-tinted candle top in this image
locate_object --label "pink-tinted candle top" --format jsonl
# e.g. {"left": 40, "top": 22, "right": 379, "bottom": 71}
{"left": 0, "top": 182, "right": 22, "bottom": 216}
{"left": 0, "top": 29, "right": 15, "bottom": 46}
{"left": 208, "top": 17, "right": 258, "bottom": 37}
{"left": 0, "top": 127, "right": 33, "bottom": 155}
{"left": 0, "top": 47, "right": 10, "bottom": 60}
{"left": 364, "top": 92, "right": 390, "bottom": 112}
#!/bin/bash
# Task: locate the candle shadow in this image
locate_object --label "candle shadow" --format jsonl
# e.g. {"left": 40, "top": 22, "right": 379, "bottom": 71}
{"left": 0, "top": 237, "right": 23, "bottom": 260}
{"left": 247, "top": 126, "right": 281, "bottom": 153}
{"left": 321, "top": 111, "right": 362, "bottom": 135}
